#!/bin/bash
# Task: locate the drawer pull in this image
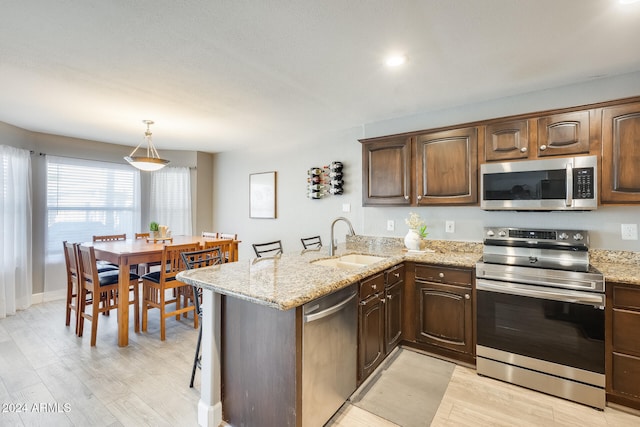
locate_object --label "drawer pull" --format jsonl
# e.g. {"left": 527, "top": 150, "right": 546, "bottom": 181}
{"left": 371, "top": 284, "right": 377, "bottom": 290}
{"left": 393, "top": 273, "right": 400, "bottom": 278}
{"left": 438, "top": 272, "right": 444, "bottom": 278}
{"left": 387, "top": 294, "right": 393, "bottom": 300}
{"left": 465, "top": 294, "right": 470, "bottom": 300}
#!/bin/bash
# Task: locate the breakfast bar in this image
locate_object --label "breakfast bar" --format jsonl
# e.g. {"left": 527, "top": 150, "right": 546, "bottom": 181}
{"left": 176, "top": 240, "right": 481, "bottom": 427}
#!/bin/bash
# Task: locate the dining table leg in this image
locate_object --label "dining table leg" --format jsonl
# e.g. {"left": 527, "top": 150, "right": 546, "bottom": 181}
{"left": 117, "top": 262, "right": 130, "bottom": 347}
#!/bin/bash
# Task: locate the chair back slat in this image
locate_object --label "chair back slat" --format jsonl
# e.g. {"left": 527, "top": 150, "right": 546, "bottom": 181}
{"left": 93, "top": 233, "right": 127, "bottom": 242}
{"left": 252, "top": 240, "right": 283, "bottom": 258}
{"left": 201, "top": 231, "right": 217, "bottom": 238}
{"left": 301, "top": 236, "right": 322, "bottom": 250}
{"left": 135, "top": 232, "right": 150, "bottom": 239}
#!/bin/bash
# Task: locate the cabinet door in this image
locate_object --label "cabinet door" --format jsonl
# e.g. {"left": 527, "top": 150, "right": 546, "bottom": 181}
{"left": 484, "top": 119, "right": 529, "bottom": 161}
{"left": 537, "top": 111, "right": 590, "bottom": 157}
{"left": 601, "top": 102, "right": 640, "bottom": 203}
{"left": 415, "top": 127, "right": 478, "bottom": 205}
{"left": 358, "top": 294, "right": 385, "bottom": 381}
{"left": 415, "top": 281, "right": 473, "bottom": 355}
{"left": 361, "top": 137, "right": 412, "bottom": 206}
{"left": 384, "top": 280, "right": 403, "bottom": 354}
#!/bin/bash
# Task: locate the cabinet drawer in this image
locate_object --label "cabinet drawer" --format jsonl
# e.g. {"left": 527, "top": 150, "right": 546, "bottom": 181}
{"left": 613, "top": 309, "right": 640, "bottom": 355}
{"left": 360, "top": 273, "right": 385, "bottom": 300}
{"left": 386, "top": 264, "right": 405, "bottom": 287}
{"left": 414, "top": 264, "right": 471, "bottom": 286}
{"left": 613, "top": 286, "right": 640, "bottom": 311}
{"left": 612, "top": 352, "right": 640, "bottom": 399}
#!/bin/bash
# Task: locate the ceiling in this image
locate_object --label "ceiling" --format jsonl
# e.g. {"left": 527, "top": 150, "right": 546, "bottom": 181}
{"left": 1, "top": 1, "right": 640, "bottom": 153}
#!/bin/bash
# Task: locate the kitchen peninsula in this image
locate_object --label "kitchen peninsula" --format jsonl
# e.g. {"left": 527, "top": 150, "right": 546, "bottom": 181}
{"left": 176, "top": 237, "right": 481, "bottom": 427}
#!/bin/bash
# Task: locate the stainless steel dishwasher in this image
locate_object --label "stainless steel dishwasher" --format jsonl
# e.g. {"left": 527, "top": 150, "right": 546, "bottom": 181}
{"left": 302, "top": 283, "right": 358, "bottom": 427}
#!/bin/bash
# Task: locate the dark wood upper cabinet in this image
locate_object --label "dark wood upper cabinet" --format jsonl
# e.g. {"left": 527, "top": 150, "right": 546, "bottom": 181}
{"left": 484, "top": 119, "right": 530, "bottom": 161}
{"left": 537, "top": 111, "right": 590, "bottom": 157}
{"left": 601, "top": 102, "right": 640, "bottom": 203}
{"left": 415, "top": 127, "right": 478, "bottom": 205}
{"left": 361, "top": 128, "right": 478, "bottom": 206}
{"left": 361, "top": 136, "right": 412, "bottom": 206}
{"left": 483, "top": 112, "right": 590, "bottom": 162}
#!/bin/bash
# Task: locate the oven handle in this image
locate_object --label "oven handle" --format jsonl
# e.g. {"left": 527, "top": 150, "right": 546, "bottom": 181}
{"left": 566, "top": 162, "right": 573, "bottom": 207}
{"left": 477, "top": 279, "right": 605, "bottom": 306}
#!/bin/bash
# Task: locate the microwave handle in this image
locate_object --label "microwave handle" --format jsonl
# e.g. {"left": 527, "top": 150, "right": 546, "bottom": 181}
{"left": 565, "top": 163, "right": 573, "bottom": 207}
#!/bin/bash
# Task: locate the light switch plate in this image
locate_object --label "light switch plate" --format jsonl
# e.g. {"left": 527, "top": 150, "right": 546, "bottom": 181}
{"left": 342, "top": 203, "right": 351, "bottom": 213}
{"left": 387, "top": 220, "right": 395, "bottom": 231}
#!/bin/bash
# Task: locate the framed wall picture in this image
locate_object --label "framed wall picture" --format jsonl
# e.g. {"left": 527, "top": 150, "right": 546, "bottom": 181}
{"left": 249, "top": 171, "right": 277, "bottom": 218}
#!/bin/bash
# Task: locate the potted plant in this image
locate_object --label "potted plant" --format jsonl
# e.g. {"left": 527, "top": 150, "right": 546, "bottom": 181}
{"left": 404, "top": 212, "right": 428, "bottom": 251}
{"left": 150, "top": 221, "right": 159, "bottom": 239}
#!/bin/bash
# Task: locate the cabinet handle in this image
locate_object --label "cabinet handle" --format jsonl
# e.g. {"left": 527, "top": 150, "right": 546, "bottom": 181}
{"left": 393, "top": 273, "right": 400, "bottom": 278}
{"left": 381, "top": 298, "right": 387, "bottom": 303}
{"left": 540, "top": 145, "right": 547, "bottom": 151}
{"left": 359, "top": 300, "right": 367, "bottom": 306}
{"left": 465, "top": 294, "right": 470, "bottom": 300}
{"left": 438, "top": 272, "right": 444, "bottom": 278}
{"left": 371, "top": 284, "right": 377, "bottom": 290}
{"left": 387, "top": 294, "right": 393, "bottom": 300}
{"left": 404, "top": 195, "right": 409, "bottom": 200}
{"left": 417, "top": 195, "right": 423, "bottom": 201}
{"left": 520, "top": 147, "right": 527, "bottom": 153}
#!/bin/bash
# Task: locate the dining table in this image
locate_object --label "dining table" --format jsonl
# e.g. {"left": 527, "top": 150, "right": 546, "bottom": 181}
{"left": 88, "top": 235, "right": 239, "bottom": 347}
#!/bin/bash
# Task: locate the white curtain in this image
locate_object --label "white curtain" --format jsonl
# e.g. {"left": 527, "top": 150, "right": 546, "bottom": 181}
{"left": 0, "top": 145, "right": 32, "bottom": 318}
{"left": 150, "top": 167, "right": 192, "bottom": 236}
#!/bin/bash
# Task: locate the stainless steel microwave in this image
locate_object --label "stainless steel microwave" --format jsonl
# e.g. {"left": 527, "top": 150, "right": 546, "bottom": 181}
{"left": 480, "top": 155, "right": 597, "bottom": 211}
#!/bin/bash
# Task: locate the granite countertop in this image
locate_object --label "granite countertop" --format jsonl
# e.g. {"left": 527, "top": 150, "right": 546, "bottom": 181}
{"left": 176, "top": 237, "right": 482, "bottom": 311}
{"left": 590, "top": 249, "right": 640, "bottom": 286}
{"left": 176, "top": 236, "right": 640, "bottom": 310}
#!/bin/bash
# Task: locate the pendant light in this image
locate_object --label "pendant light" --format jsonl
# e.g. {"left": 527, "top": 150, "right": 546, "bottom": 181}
{"left": 124, "top": 120, "right": 170, "bottom": 171}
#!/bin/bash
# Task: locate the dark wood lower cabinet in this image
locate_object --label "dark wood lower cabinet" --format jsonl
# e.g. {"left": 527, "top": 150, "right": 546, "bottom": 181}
{"left": 358, "top": 291, "right": 385, "bottom": 381}
{"left": 607, "top": 282, "right": 640, "bottom": 410}
{"left": 385, "top": 280, "right": 404, "bottom": 354}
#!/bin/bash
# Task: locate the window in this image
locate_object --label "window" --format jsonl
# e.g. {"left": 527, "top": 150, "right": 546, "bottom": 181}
{"left": 150, "top": 167, "right": 192, "bottom": 236}
{"left": 45, "top": 156, "right": 141, "bottom": 261}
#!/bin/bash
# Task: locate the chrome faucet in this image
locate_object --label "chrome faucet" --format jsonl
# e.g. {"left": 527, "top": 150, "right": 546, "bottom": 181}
{"left": 329, "top": 217, "right": 355, "bottom": 256}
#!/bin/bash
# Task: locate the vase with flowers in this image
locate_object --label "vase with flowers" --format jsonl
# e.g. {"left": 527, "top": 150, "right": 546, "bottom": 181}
{"left": 404, "top": 212, "right": 428, "bottom": 251}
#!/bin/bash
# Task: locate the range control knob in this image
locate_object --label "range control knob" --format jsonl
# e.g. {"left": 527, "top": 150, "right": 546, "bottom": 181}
{"left": 558, "top": 232, "right": 569, "bottom": 240}
{"left": 573, "top": 233, "right": 584, "bottom": 241}
{"left": 486, "top": 229, "right": 495, "bottom": 237}
{"left": 498, "top": 230, "right": 507, "bottom": 237}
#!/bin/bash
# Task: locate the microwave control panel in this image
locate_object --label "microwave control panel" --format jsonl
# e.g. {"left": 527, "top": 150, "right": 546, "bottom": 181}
{"left": 573, "top": 168, "right": 594, "bottom": 199}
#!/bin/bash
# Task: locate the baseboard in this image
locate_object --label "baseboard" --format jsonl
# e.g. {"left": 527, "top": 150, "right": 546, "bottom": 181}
{"left": 31, "top": 289, "right": 66, "bottom": 305}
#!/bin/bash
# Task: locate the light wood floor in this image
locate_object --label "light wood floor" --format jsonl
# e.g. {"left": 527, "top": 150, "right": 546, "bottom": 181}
{"left": 1, "top": 299, "right": 639, "bottom": 426}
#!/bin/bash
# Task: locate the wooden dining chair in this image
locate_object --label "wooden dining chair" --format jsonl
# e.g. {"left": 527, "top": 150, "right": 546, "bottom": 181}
{"left": 76, "top": 244, "right": 140, "bottom": 346}
{"left": 252, "top": 240, "right": 283, "bottom": 258}
{"left": 63, "top": 241, "right": 82, "bottom": 334}
{"left": 141, "top": 242, "right": 201, "bottom": 341}
{"left": 181, "top": 247, "right": 224, "bottom": 387}
{"left": 204, "top": 239, "right": 236, "bottom": 263}
{"left": 301, "top": 236, "right": 322, "bottom": 250}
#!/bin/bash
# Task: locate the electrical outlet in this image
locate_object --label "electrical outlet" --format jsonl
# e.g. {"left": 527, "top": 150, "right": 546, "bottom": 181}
{"left": 387, "top": 220, "right": 395, "bottom": 231}
{"left": 621, "top": 224, "right": 638, "bottom": 240}
{"left": 342, "top": 203, "right": 351, "bottom": 213}
{"left": 445, "top": 220, "right": 455, "bottom": 233}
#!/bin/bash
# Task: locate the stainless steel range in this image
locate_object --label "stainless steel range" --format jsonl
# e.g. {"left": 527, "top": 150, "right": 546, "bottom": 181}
{"left": 476, "top": 227, "right": 605, "bottom": 409}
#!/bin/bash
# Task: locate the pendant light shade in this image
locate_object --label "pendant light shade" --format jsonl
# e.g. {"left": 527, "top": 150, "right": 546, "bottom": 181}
{"left": 124, "top": 120, "right": 170, "bottom": 171}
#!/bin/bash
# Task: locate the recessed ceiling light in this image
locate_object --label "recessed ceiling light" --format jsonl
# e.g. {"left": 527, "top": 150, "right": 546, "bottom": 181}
{"left": 385, "top": 54, "right": 407, "bottom": 67}
{"left": 619, "top": 0, "right": 640, "bottom": 4}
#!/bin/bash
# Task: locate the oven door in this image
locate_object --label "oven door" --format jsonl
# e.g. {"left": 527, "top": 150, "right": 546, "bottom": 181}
{"left": 476, "top": 278, "right": 605, "bottom": 374}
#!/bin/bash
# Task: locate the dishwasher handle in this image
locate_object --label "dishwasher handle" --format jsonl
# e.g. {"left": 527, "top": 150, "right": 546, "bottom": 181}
{"left": 304, "top": 291, "right": 357, "bottom": 323}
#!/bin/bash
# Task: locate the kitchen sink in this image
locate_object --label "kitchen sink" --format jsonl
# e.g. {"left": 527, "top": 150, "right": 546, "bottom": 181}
{"left": 311, "top": 254, "right": 387, "bottom": 270}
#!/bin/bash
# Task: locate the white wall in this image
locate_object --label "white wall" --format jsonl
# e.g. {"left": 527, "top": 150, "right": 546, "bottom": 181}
{"left": 212, "top": 71, "right": 640, "bottom": 258}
